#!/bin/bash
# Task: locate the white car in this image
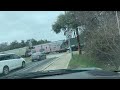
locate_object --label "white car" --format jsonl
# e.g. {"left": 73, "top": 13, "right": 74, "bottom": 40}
{"left": 0, "top": 53, "right": 26, "bottom": 75}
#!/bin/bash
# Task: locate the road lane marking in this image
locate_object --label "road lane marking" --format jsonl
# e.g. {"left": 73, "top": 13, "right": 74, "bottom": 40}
{"left": 6, "top": 58, "right": 55, "bottom": 76}
{"left": 41, "top": 57, "right": 60, "bottom": 71}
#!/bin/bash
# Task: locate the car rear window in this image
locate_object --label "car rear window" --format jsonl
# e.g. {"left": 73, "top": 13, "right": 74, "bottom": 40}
{"left": 12, "top": 54, "right": 21, "bottom": 59}
{"left": 0, "top": 55, "right": 11, "bottom": 61}
{"left": 0, "top": 54, "right": 16, "bottom": 61}
{"left": 0, "top": 55, "right": 6, "bottom": 61}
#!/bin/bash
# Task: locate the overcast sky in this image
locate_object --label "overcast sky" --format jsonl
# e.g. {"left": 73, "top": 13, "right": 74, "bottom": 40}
{"left": 0, "top": 11, "right": 66, "bottom": 44}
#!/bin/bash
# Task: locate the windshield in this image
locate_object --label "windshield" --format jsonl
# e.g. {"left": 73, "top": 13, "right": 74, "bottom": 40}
{"left": 0, "top": 11, "right": 120, "bottom": 78}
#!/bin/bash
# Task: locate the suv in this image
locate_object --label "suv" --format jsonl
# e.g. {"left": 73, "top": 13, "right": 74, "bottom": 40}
{"left": 0, "top": 53, "right": 26, "bottom": 75}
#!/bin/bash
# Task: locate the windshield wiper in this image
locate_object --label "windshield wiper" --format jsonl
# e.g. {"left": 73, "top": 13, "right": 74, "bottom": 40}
{"left": 0, "top": 67, "right": 104, "bottom": 79}
{"left": 0, "top": 69, "right": 92, "bottom": 79}
{"left": 113, "top": 70, "right": 120, "bottom": 73}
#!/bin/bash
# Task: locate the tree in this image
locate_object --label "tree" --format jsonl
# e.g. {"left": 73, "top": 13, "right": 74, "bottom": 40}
{"left": 9, "top": 40, "right": 19, "bottom": 49}
{"left": 0, "top": 39, "right": 51, "bottom": 52}
{"left": 0, "top": 42, "right": 9, "bottom": 52}
{"left": 52, "top": 11, "right": 120, "bottom": 70}
{"left": 52, "top": 11, "right": 82, "bottom": 54}
{"left": 82, "top": 11, "right": 120, "bottom": 70}
{"left": 20, "top": 40, "right": 26, "bottom": 47}
{"left": 31, "top": 38, "right": 38, "bottom": 45}
{"left": 37, "top": 39, "right": 50, "bottom": 44}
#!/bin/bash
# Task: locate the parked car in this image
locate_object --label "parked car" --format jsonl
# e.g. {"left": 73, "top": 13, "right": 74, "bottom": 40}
{"left": 0, "top": 53, "right": 26, "bottom": 75}
{"left": 31, "top": 52, "right": 46, "bottom": 62}
{"left": 25, "top": 49, "right": 31, "bottom": 57}
{"left": 25, "top": 47, "right": 35, "bottom": 57}
{"left": 56, "top": 48, "right": 67, "bottom": 53}
{"left": 67, "top": 45, "right": 78, "bottom": 51}
{"left": 71, "top": 45, "right": 78, "bottom": 51}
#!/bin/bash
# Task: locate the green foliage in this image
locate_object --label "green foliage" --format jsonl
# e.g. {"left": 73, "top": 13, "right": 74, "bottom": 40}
{"left": 0, "top": 39, "right": 50, "bottom": 52}
{"left": 54, "top": 11, "right": 120, "bottom": 70}
{"left": 52, "top": 12, "right": 79, "bottom": 34}
{"left": 68, "top": 53, "right": 116, "bottom": 71}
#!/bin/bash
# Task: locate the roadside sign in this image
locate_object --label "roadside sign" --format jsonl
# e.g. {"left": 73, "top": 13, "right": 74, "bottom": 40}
{"left": 64, "top": 28, "right": 73, "bottom": 57}
{"left": 66, "top": 34, "right": 71, "bottom": 39}
{"left": 64, "top": 29, "right": 73, "bottom": 39}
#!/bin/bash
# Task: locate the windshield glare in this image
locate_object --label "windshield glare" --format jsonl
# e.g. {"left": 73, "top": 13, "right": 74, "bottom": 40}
{"left": 0, "top": 11, "right": 120, "bottom": 78}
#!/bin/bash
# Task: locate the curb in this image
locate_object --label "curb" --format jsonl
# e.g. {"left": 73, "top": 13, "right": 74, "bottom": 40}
{"left": 41, "top": 53, "right": 68, "bottom": 71}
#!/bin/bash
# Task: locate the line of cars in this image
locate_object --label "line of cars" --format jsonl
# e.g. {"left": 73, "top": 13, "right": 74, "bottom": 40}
{"left": 0, "top": 44, "right": 77, "bottom": 75}
{"left": 26, "top": 45, "right": 79, "bottom": 62}
{"left": 0, "top": 49, "right": 47, "bottom": 75}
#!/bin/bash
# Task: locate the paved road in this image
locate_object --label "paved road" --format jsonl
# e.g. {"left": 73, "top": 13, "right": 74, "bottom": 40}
{"left": 47, "top": 52, "right": 65, "bottom": 59}
{"left": 0, "top": 52, "right": 65, "bottom": 78}
{"left": 0, "top": 57, "right": 56, "bottom": 78}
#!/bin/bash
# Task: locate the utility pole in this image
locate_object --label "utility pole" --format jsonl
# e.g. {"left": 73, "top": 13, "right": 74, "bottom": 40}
{"left": 76, "top": 27, "right": 81, "bottom": 54}
{"left": 65, "top": 11, "right": 73, "bottom": 57}
{"left": 66, "top": 28, "right": 73, "bottom": 57}
{"left": 73, "top": 11, "right": 81, "bottom": 55}
{"left": 116, "top": 11, "right": 120, "bottom": 35}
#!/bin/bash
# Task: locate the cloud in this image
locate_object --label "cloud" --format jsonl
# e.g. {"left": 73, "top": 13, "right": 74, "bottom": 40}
{"left": 0, "top": 11, "right": 65, "bottom": 43}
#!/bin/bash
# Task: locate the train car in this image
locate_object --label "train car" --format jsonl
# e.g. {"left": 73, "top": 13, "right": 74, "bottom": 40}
{"left": 33, "top": 40, "right": 67, "bottom": 54}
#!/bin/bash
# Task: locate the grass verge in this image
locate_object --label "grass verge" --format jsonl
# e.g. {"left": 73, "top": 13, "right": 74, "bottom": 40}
{"left": 68, "top": 52, "right": 116, "bottom": 71}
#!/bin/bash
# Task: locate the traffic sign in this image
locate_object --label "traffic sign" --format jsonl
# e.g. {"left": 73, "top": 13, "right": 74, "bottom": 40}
{"left": 64, "top": 29, "right": 73, "bottom": 39}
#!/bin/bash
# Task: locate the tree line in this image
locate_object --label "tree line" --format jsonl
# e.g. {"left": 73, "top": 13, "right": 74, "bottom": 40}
{"left": 52, "top": 11, "right": 120, "bottom": 70}
{"left": 0, "top": 39, "right": 50, "bottom": 52}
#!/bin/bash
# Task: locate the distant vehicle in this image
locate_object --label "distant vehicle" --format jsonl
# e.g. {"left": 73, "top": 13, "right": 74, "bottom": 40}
{"left": 71, "top": 45, "right": 78, "bottom": 51}
{"left": 1, "top": 40, "right": 67, "bottom": 58}
{"left": 25, "top": 47, "right": 35, "bottom": 57}
{"left": 32, "top": 40, "right": 67, "bottom": 54}
{"left": 31, "top": 51, "right": 46, "bottom": 62}
{"left": 25, "top": 49, "right": 31, "bottom": 57}
{"left": 67, "top": 45, "right": 78, "bottom": 51}
{"left": 0, "top": 53, "right": 26, "bottom": 75}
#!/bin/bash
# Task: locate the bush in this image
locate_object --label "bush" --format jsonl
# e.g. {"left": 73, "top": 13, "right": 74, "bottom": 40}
{"left": 68, "top": 53, "right": 116, "bottom": 71}
{"left": 84, "top": 29, "right": 120, "bottom": 70}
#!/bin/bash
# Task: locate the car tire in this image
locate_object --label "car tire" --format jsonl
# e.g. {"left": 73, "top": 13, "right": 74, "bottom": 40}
{"left": 32, "top": 59, "right": 36, "bottom": 62}
{"left": 22, "top": 61, "right": 25, "bottom": 68}
{"left": 3, "top": 66, "right": 9, "bottom": 75}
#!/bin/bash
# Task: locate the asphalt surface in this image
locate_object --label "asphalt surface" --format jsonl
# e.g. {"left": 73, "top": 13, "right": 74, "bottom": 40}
{"left": 0, "top": 58, "right": 56, "bottom": 78}
{"left": 0, "top": 52, "right": 65, "bottom": 78}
